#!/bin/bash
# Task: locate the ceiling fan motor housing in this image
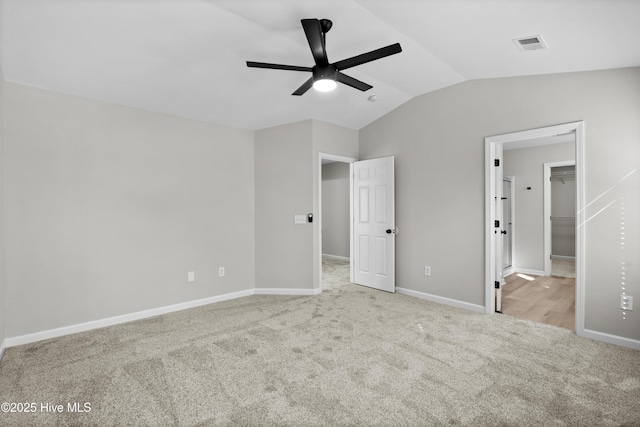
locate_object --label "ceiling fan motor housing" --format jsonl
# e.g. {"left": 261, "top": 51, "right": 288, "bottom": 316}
{"left": 313, "top": 64, "right": 337, "bottom": 81}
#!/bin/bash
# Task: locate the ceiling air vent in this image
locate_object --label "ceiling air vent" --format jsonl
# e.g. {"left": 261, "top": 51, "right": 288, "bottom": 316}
{"left": 513, "top": 35, "right": 548, "bottom": 52}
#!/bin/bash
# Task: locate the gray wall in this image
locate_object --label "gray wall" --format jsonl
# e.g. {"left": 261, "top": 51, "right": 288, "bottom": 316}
{"left": 322, "top": 162, "right": 350, "bottom": 258}
{"left": 4, "top": 83, "right": 255, "bottom": 337}
{"left": 0, "top": 66, "right": 6, "bottom": 351}
{"left": 504, "top": 142, "right": 575, "bottom": 272}
{"left": 255, "top": 121, "right": 314, "bottom": 290}
{"left": 255, "top": 120, "right": 358, "bottom": 291}
{"left": 359, "top": 68, "right": 640, "bottom": 341}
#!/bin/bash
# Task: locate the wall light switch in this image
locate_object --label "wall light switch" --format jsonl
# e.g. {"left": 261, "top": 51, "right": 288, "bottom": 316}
{"left": 188, "top": 271, "right": 195, "bottom": 282}
{"left": 294, "top": 215, "right": 306, "bottom": 224}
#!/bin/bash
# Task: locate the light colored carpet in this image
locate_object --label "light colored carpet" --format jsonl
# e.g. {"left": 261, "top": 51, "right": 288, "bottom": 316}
{"left": 321, "top": 256, "right": 350, "bottom": 290}
{"left": 552, "top": 258, "right": 576, "bottom": 278}
{"left": 1, "top": 264, "right": 639, "bottom": 426}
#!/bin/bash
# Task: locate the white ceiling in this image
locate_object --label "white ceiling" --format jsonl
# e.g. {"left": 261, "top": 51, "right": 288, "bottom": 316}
{"left": 1, "top": 0, "right": 639, "bottom": 130}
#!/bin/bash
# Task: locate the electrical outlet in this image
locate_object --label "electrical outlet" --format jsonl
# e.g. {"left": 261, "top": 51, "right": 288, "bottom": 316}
{"left": 219, "top": 267, "right": 225, "bottom": 277}
{"left": 424, "top": 266, "right": 431, "bottom": 276}
{"left": 294, "top": 215, "right": 306, "bottom": 224}
{"left": 188, "top": 271, "right": 195, "bottom": 282}
{"left": 620, "top": 295, "right": 633, "bottom": 311}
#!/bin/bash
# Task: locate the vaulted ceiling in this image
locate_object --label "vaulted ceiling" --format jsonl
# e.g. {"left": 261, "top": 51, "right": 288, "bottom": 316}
{"left": 1, "top": 0, "right": 638, "bottom": 130}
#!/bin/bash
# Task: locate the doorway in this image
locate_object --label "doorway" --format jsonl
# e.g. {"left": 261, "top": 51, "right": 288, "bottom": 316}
{"left": 320, "top": 158, "right": 352, "bottom": 290}
{"left": 318, "top": 153, "right": 357, "bottom": 291}
{"left": 498, "top": 161, "right": 578, "bottom": 331}
{"left": 500, "top": 146, "right": 576, "bottom": 329}
{"left": 485, "top": 121, "right": 586, "bottom": 336}
{"left": 318, "top": 153, "right": 397, "bottom": 293}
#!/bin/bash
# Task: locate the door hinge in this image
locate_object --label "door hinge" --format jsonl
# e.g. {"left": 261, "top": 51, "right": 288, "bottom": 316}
{"left": 494, "top": 159, "right": 500, "bottom": 167}
{"left": 494, "top": 220, "right": 500, "bottom": 228}
{"left": 495, "top": 281, "right": 500, "bottom": 289}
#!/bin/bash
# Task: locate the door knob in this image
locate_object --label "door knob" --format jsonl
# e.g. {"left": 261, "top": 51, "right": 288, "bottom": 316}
{"left": 501, "top": 230, "right": 507, "bottom": 234}
{"left": 386, "top": 229, "right": 392, "bottom": 234}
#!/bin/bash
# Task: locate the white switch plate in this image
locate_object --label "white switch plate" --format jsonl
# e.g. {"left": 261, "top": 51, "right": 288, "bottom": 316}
{"left": 219, "top": 267, "right": 225, "bottom": 277}
{"left": 424, "top": 266, "right": 431, "bottom": 276}
{"left": 294, "top": 215, "right": 306, "bottom": 224}
{"left": 188, "top": 271, "right": 195, "bottom": 282}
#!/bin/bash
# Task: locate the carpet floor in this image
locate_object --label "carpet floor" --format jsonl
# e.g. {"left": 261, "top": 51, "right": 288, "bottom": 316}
{"left": 551, "top": 259, "right": 576, "bottom": 278}
{"left": 0, "top": 262, "right": 639, "bottom": 426}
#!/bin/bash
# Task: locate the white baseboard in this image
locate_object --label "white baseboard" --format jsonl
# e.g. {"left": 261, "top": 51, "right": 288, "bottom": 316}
{"left": 396, "top": 287, "right": 485, "bottom": 313}
{"left": 581, "top": 329, "right": 640, "bottom": 351}
{"left": 255, "top": 288, "right": 321, "bottom": 296}
{"left": 4, "top": 289, "right": 255, "bottom": 348}
{"left": 322, "top": 254, "right": 350, "bottom": 262}
{"left": 551, "top": 255, "right": 576, "bottom": 260}
{"left": 4, "top": 286, "right": 324, "bottom": 348}
{"left": 397, "top": 288, "right": 639, "bottom": 350}
{"left": 0, "top": 339, "right": 5, "bottom": 362}
{"left": 502, "top": 266, "right": 515, "bottom": 277}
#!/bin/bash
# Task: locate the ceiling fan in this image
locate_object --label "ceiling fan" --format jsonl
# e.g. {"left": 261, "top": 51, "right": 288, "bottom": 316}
{"left": 246, "top": 18, "right": 402, "bottom": 96}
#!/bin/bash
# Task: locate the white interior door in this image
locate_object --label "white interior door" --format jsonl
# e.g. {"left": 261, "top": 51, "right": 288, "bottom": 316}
{"left": 352, "top": 156, "right": 395, "bottom": 292}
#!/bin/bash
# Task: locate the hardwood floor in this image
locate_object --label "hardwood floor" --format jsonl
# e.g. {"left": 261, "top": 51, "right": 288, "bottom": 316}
{"left": 501, "top": 273, "right": 575, "bottom": 331}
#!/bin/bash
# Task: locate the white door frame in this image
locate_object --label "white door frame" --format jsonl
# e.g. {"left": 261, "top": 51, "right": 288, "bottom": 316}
{"left": 544, "top": 160, "right": 576, "bottom": 276}
{"left": 485, "top": 121, "right": 586, "bottom": 336}
{"left": 492, "top": 142, "right": 504, "bottom": 312}
{"left": 318, "top": 153, "right": 358, "bottom": 291}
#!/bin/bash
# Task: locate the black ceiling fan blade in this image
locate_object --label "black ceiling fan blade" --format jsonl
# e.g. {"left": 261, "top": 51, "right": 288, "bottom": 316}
{"left": 292, "top": 77, "right": 314, "bottom": 96}
{"left": 333, "top": 43, "right": 402, "bottom": 71}
{"left": 301, "top": 19, "right": 328, "bottom": 66}
{"left": 337, "top": 72, "right": 373, "bottom": 92}
{"left": 246, "top": 61, "right": 312, "bottom": 72}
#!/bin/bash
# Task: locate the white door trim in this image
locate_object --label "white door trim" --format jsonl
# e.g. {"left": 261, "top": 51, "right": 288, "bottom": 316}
{"left": 493, "top": 143, "right": 504, "bottom": 311}
{"left": 485, "top": 121, "right": 586, "bottom": 337}
{"left": 318, "top": 153, "right": 358, "bottom": 291}
{"left": 543, "top": 160, "right": 576, "bottom": 276}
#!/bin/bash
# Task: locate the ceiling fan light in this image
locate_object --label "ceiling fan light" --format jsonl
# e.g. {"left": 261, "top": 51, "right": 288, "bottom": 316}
{"left": 313, "top": 78, "right": 337, "bottom": 92}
